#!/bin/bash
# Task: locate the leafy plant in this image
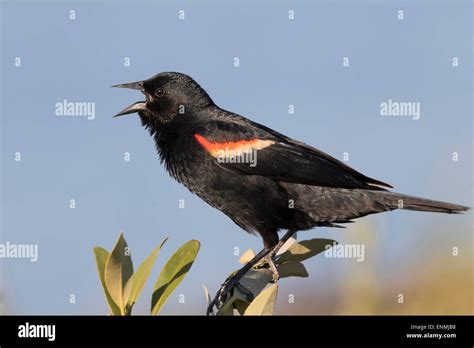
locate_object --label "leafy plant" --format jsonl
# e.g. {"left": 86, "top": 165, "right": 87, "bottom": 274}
{"left": 208, "top": 238, "right": 337, "bottom": 315}
{"left": 94, "top": 232, "right": 200, "bottom": 315}
{"left": 244, "top": 284, "right": 279, "bottom": 315}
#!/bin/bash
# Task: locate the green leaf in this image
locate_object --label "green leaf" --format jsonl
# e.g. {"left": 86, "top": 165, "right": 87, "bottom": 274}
{"left": 233, "top": 299, "right": 250, "bottom": 315}
{"left": 216, "top": 299, "right": 236, "bottom": 316}
{"left": 151, "top": 240, "right": 200, "bottom": 315}
{"left": 128, "top": 238, "right": 168, "bottom": 308}
{"left": 239, "top": 268, "right": 273, "bottom": 296}
{"left": 239, "top": 249, "right": 256, "bottom": 264}
{"left": 277, "top": 261, "right": 308, "bottom": 278}
{"left": 277, "top": 238, "right": 337, "bottom": 264}
{"left": 215, "top": 268, "right": 272, "bottom": 315}
{"left": 93, "top": 247, "right": 122, "bottom": 315}
{"left": 122, "top": 275, "right": 134, "bottom": 315}
{"left": 104, "top": 233, "right": 134, "bottom": 314}
{"left": 216, "top": 283, "right": 252, "bottom": 316}
{"left": 244, "top": 284, "right": 278, "bottom": 315}
{"left": 216, "top": 283, "right": 254, "bottom": 316}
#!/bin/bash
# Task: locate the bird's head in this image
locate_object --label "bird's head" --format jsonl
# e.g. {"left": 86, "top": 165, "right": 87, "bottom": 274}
{"left": 112, "top": 72, "right": 214, "bottom": 129}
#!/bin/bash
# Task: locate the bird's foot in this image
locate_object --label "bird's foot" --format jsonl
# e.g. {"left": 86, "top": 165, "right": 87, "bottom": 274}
{"left": 264, "top": 254, "right": 280, "bottom": 283}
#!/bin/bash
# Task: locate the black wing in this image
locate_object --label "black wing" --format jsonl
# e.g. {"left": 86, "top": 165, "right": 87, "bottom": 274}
{"left": 194, "top": 118, "right": 393, "bottom": 191}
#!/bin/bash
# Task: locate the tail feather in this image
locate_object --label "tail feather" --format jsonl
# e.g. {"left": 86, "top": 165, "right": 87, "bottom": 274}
{"left": 281, "top": 184, "right": 469, "bottom": 224}
{"left": 383, "top": 192, "right": 469, "bottom": 214}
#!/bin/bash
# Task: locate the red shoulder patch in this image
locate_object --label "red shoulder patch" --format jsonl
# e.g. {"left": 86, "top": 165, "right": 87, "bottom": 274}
{"left": 194, "top": 134, "right": 274, "bottom": 158}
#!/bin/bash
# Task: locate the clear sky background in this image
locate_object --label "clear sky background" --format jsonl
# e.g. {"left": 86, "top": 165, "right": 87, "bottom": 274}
{"left": 0, "top": 0, "right": 472, "bottom": 314}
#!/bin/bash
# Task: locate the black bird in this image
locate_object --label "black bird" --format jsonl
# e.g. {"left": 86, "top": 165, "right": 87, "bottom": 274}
{"left": 113, "top": 72, "right": 469, "bottom": 314}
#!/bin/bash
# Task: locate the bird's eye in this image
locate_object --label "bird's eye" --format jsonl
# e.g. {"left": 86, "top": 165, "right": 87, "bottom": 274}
{"left": 155, "top": 88, "right": 165, "bottom": 97}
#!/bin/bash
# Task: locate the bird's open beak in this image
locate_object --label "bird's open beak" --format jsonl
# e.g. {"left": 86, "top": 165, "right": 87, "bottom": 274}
{"left": 113, "top": 101, "right": 148, "bottom": 117}
{"left": 112, "top": 80, "right": 148, "bottom": 117}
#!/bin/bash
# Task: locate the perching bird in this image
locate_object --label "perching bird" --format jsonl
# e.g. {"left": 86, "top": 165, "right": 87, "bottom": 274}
{"left": 113, "top": 72, "right": 469, "bottom": 314}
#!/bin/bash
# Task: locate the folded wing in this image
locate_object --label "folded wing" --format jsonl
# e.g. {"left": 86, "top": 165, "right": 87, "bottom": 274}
{"left": 194, "top": 119, "right": 392, "bottom": 191}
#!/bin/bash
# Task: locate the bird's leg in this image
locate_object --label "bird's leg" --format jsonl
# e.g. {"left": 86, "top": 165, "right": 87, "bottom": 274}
{"left": 263, "top": 229, "right": 297, "bottom": 282}
{"left": 206, "top": 230, "right": 297, "bottom": 315}
{"left": 206, "top": 247, "right": 272, "bottom": 315}
{"left": 264, "top": 254, "right": 280, "bottom": 282}
{"left": 272, "top": 229, "right": 298, "bottom": 256}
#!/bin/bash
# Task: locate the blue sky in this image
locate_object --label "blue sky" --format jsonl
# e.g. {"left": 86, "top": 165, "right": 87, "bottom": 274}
{"left": 0, "top": 0, "right": 472, "bottom": 314}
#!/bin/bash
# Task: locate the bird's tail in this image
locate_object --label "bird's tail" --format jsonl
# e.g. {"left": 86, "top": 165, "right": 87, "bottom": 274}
{"left": 285, "top": 185, "right": 469, "bottom": 224}
{"left": 379, "top": 191, "right": 469, "bottom": 214}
